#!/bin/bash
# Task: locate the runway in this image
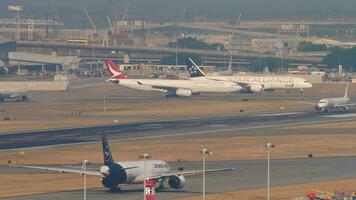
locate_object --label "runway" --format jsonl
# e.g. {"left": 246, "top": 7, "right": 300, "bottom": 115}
{"left": 3, "top": 156, "right": 356, "bottom": 200}
{"left": 1, "top": 109, "right": 356, "bottom": 151}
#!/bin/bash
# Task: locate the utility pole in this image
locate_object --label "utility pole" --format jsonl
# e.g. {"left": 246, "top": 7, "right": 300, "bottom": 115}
{"left": 265, "top": 143, "right": 275, "bottom": 200}
{"left": 82, "top": 160, "right": 88, "bottom": 200}
{"left": 139, "top": 153, "right": 151, "bottom": 200}
{"left": 200, "top": 148, "right": 212, "bottom": 200}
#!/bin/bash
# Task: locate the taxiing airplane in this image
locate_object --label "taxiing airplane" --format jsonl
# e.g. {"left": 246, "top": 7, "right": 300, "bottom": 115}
{"left": 186, "top": 58, "right": 313, "bottom": 93}
{"left": 105, "top": 60, "right": 242, "bottom": 97}
{"left": 0, "top": 89, "right": 28, "bottom": 102}
{"left": 314, "top": 81, "right": 355, "bottom": 112}
{"left": 12, "top": 133, "right": 234, "bottom": 191}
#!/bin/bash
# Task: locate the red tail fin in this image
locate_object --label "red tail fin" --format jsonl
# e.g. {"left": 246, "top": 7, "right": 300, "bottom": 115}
{"left": 104, "top": 60, "right": 128, "bottom": 79}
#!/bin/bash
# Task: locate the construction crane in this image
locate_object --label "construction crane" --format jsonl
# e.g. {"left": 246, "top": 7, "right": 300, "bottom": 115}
{"left": 106, "top": 16, "right": 117, "bottom": 46}
{"left": 121, "top": 2, "right": 130, "bottom": 21}
{"left": 83, "top": 8, "right": 97, "bottom": 34}
{"left": 105, "top": 1, "right": 131, "bottom": 46}
{"left": 224, "top": 13, "right": 243, "bottom": 75}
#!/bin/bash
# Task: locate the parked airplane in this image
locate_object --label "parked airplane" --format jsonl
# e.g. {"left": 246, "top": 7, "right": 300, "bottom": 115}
{"left": 0, "top": 89, "right": 28, "bottom": 102}
{"left": 105, "top": 60, "right": 242, "bottom": 97}
{"left": 12, "top": 133, "right": 234, "bottom": 191}
{"left": 186, "top": 58, "right": 313, "bottom": 93}
{"left": 314, "top": 81, "right": 355, "bottom": 112}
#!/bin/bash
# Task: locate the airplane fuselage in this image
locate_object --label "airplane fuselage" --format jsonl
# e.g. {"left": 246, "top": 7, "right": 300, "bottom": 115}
{"left": 203, "top": 75, "right": 312, "bottom": 90}
{"left": 115, "top": 79, "right": 242, "bottom": 93}
{"left": 100, "top": 160, "right": 170, "bottom": 188}
{"left": 315, "top": 97, "right": 350, "bottom": 112}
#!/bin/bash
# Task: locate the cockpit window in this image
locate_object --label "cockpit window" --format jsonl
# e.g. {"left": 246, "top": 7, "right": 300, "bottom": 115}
{"left": 319, "top": 100, "right": 326, "bottom": 103}
{"left": 304, "top": 80, "right": 310, "bottom": 83}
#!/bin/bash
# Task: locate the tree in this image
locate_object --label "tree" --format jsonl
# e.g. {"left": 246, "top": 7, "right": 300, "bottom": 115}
{"left": 160, "top": 53, "right": 202, "bottom": 65}
{"left": 298, "top": 41, "right": 327, "bottom": 52}
{"left": 323, "top": 47, "right": 356, "bottom": 71}
{"left": 168, "top": 37, "right": 226, "bottom": 51}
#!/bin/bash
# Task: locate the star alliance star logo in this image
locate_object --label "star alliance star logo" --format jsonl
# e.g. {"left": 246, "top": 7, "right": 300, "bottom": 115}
{"left": 189, "top": 67, "right": 197, "bottom": 75}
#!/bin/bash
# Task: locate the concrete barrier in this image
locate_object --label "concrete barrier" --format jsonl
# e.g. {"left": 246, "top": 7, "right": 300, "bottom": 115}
{"left": 0, "top": 80, "right": 70, "bottom": 91}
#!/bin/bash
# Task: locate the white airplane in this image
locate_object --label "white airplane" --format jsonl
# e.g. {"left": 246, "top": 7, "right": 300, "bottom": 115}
{"left": 105, "top": 60, "right": 242, "bottom": 97}
{"left": 186, "top": 58, "right": 313, "bottom": 93}
{"left": 0, "top": 89, "right": 28, "bottom": 102}
{"left": 12, "top": 133, "right": 233, "bottom": 191}
{"left": 315, "top": 81, "right": 356, "bottom": 112}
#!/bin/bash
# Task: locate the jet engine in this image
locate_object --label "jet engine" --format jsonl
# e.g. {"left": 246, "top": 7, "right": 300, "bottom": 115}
{"left": 100, "top": 165, "right": 110, "bottom": 176}
{"left": 175, "top": 89, "right": 192, "bottom": 97}
{"left": 168, "top": 175, "right": 186, "bottom": 189}
{"left": 248, "top": 83, "right": 264, "bottom": 93}
{"left": 338, "top": 106, "right": 349, "bottom": 112}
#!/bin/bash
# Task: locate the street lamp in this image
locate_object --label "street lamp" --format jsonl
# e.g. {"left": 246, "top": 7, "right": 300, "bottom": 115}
{"left": 81, "top": 160, "right": 89, "bottom": 200}
{"left": 139, "top": 153, "right": 151, "bottom": 200}
{"left": 264, "top": 143, "right": 275, "bottom": 200}
{"left": 200, "top": 148, "right": 213, "bottom": 200}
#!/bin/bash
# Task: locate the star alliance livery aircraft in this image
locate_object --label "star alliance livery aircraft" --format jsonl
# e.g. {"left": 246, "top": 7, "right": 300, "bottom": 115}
{"left": 186, "top": 58, "right": 313, "bottom": 93}
{"left": 13, "top": 133, "right": 233, "bottom": 191}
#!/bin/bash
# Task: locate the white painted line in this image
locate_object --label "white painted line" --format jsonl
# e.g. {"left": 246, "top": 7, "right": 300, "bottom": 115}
{"left": 322, "top": 113, "right": 356, "bottom": 118}
{"left": 255, "top": 112, "right": 304, "bottom": 117}
{"left": 209, "top": 124, "right": 227, "bottom": 128}
{"left": 140, "top": 123, "right": 162, "bottom": 127}
{"left": 2, "top": 118, "right": 355, "bottom": 152}
{"left": 104, "top": 129, "right": 123, "bottom": 133}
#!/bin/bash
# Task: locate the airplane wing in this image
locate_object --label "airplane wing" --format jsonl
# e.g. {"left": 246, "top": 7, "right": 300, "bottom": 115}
{"left": 204, "top": 77, "right": 248, "bottom": 87}
{"left": 149, "top": 168, "right": 234, "bottom": 180}
{"left": 137, "top": 81, "right": 191, "bottom": 91}
{"left": 335, "top": 103, "right": 356, "bottom": 108}
{"left": 10, "top": 164, "right": 139, "bottom": 176}
{"left": 298, "top": 101, "right": 316, "bottom": 105}
{"left": 11, "top": 164, "right": 103, "bottom": 176}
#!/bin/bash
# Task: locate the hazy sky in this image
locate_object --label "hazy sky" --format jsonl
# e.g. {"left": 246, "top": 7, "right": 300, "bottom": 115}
{"left": 1, "top": 0, "right": 356, "bottom": 27}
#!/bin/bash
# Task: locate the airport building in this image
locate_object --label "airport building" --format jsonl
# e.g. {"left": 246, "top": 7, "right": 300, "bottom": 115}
{"left": 0, "top": 35, "right": 16, "bottom": 63}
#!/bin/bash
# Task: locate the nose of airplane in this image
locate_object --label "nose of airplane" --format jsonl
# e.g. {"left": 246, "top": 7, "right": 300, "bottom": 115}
{"left": 307, "top": 82, "right": 313, "bottom": 88}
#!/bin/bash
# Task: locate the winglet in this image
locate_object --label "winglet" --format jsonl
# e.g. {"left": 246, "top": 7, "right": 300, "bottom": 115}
{"left": 185, "top": 57, "right": 206, "bottom": 78}
{"left": 344, "top": 81, "right": 350, "bottom": 98}
{"left": 102, "top": 133, "right": 114, "bottom": 166}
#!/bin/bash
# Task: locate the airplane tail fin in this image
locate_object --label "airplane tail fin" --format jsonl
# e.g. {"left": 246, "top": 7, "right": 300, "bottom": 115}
{"left": 104, "top": 60, "right": 128, "bottom": 79}
{"left": 185, "top": 57, "right": 206, "bottom": 78}
{"left": 344, "top": 81, "right": 350, "bottom": 98}
{"left": 102, "top": 133, "right": 114, "bottom": 166}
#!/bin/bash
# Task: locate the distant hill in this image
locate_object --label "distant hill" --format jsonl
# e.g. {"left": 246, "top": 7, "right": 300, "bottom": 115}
{"left": 1, "top": 0, "right": 356, "bottom": 28}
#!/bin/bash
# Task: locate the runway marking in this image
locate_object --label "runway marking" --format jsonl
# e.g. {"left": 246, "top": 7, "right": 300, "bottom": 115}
{"left": 138, "top": 126, "right": 163, "bottom": 130}
{"left": 209, "top": 124, "right": 227, "bottom": 127}
{"left": 104, "top": 129, "right": 123, "bottom": 133}
{"left": 322, "top": 113, "right": 356, "bottom": 118}
{"left": 140, "top": 123, "right": 162, "bottom": 127}
{"left": 255, "top": 112, "right": 305, "bottom": 117}
{"left": 3, "top": 118, "right": 355, "bottom": 152}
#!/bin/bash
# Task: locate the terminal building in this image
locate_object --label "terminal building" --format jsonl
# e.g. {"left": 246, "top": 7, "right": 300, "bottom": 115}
{"left": 0, "top": 35, "right": 16, "bottom": 64}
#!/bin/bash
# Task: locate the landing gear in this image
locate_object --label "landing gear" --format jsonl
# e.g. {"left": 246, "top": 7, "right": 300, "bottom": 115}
{"left": 155, "top": 179, "right": 165, "bottom": 192}
{"left": 109, "top": 187, "right": 121, "bottom": 192}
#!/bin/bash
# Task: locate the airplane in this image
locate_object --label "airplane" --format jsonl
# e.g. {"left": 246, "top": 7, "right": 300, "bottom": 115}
{"left": 186, "top": 58, "right": 313, "bottom": 93}
{"left": 11, "top": 133, "right": 234, "bottom": 191}
{"left": 105, "top": 60, "right": 242, "bottom": 97}
{"left": 0, "top": 89, "right": 28, "bottom": 102}
{"left": 314, "top": 81, "right": 356, "bottom": 112}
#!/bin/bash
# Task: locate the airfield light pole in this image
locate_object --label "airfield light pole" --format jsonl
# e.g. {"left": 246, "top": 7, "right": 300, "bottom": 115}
{"left": 200, "top": 148, "right": 212, "bottom": 200}
{"left": 139, "top": 153, "right": 151, "bottom": 200}
{"left": 82, "top": 159, "right": 88, "bottom": 200}
{"left": 265, "top": 143, "right": 275, "bottom": 200}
